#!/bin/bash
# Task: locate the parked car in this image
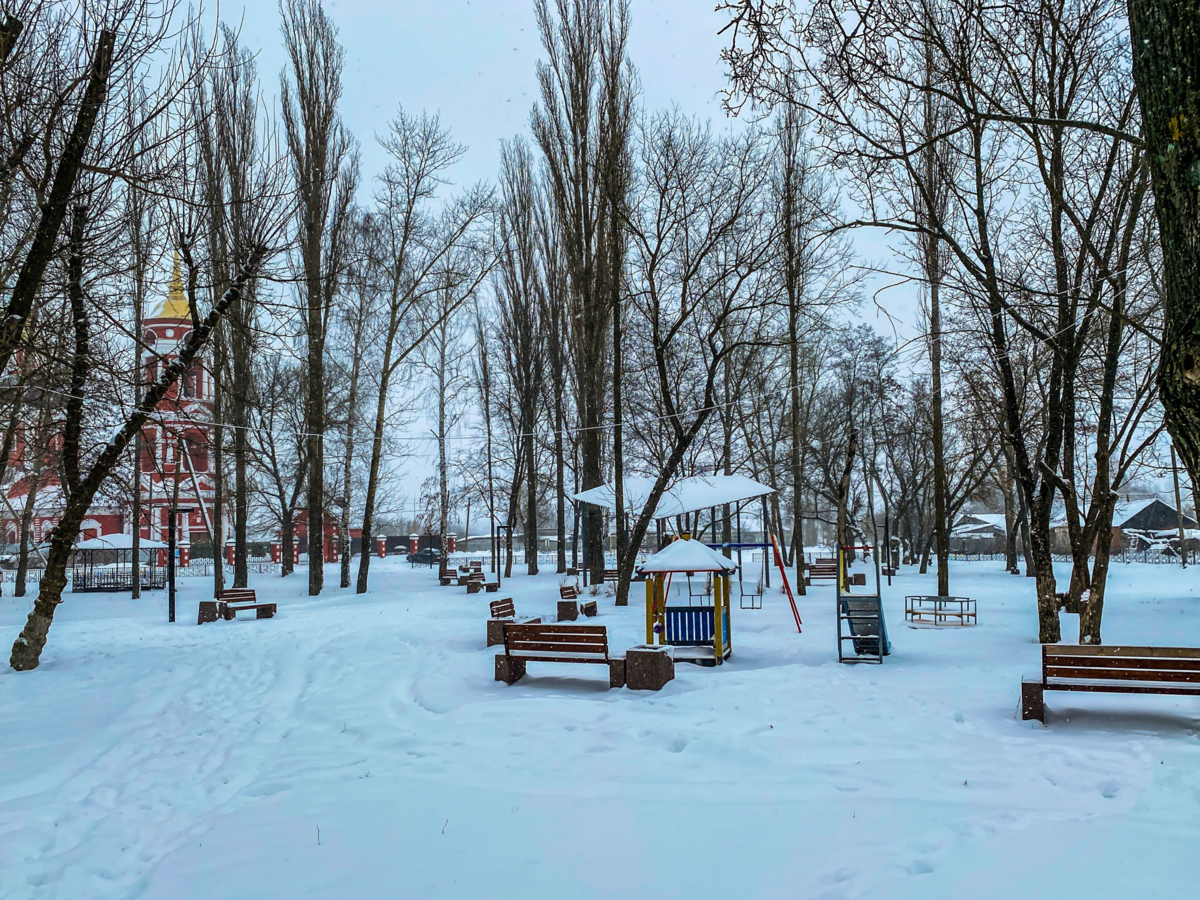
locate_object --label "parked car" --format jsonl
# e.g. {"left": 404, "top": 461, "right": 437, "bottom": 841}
{"left": 406, "top": 547, "right": 441, "bottom": 566}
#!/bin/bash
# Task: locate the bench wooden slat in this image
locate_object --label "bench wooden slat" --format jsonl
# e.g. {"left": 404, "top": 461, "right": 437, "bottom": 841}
{"left": 1047, "top": 645, "right": 1200, "bottom": 659}
{"left": 1041, "top": 682, "right": 1200, "bottom": 696}
{"left": 508, "top": 638, "right": 608, "bottom": 652}
{"left": 504, "top": 623, "right": 605, "bottom": 636}
{"left": 1044, "top": 655, "right": 1200, "bottom": 672}
{"left": 507, "top": 653, "right": 608, "bottom": 663}
{"left": 1046, "top": 666, "right": 1200, "bottom": 684}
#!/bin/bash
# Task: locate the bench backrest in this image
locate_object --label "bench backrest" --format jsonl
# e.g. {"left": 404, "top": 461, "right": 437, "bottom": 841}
{"left": 1043, "top": 645, "right": 1200, "bottom": 689}
{"left": 218, "top": 589, "right": 257, "bottom": 602}
{"left": 490, "top": 597, "right": 515, "bottom": 619}
{"left": 560, "top": 584, "right": 579, "bottom": 599}
{"left": 503, "top": 622, "right": 609, "bottom": 662}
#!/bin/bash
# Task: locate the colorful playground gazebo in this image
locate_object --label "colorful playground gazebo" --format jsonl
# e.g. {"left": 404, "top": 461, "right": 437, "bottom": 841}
{"left": 637, "top": 534, "right": 738, "bottom": 666}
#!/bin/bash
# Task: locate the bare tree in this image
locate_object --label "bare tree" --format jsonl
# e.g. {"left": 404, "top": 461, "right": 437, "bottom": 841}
{"left": 532, "top": 0, "right": 634, "bottom": 584}
{"left": 354, "top": 107, "right": 490, "bottom": 594}
{"left": 495, "top": 137, "right": 546, "bottom": 575}
{"left": 280, "top": 0, "right": 358, "bottom": 595}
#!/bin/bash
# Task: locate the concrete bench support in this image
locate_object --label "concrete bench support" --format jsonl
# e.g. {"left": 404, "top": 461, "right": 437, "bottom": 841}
{"left": 625, "top": 645, "right": 675, "bottom": 691}
{"left": 1021, "top": 678, "right": 1044, "bottom": 723}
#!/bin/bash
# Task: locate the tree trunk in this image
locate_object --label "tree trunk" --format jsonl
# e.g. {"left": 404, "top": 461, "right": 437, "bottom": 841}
{"left": 232, "top": 293, "right": 251, "bottom": 589}
{"left": 15, "top": 450, "right": 41, "bottom": 598}
{"left": 525, "top": 421, "right": 539, "bottom": 576}
{"left": 340, "top": 332, "right": 363, "bottom": 589}
{"left": 555, "top": 395, "right": 566, "bottom": 574}
{"left": 1128, "top": 0, "right": 1200, "bottom": 487}
{"left": 835, "top": 430, "right": 858, "bottom": 562}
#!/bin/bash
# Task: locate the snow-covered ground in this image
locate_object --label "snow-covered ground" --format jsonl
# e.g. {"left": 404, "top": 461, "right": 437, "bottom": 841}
{"left": 2, "top": 558, "right": 1198, "bottom": 899}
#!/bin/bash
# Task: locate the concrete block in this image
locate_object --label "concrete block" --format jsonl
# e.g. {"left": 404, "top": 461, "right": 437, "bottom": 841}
{"left": 608, "top": 657, "right": 626, "bottom": 688}
{"left": 625, "top": 645, "right": 675, "bottom": 691}
{"left": 495, "top": 654, "right": 526, "bottom": 685}
{"left": 1021, "top": 678, "right": 1044, "bottom": 722}
{"left": 486, "top": 619, "right": 506, "bottom": 647}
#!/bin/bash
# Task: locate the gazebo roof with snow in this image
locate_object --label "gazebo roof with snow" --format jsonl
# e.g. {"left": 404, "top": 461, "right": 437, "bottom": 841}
{"left": 75, "top": 534, "right": 167, "bottom": 550}
{"left": 635, "top": 535, "right": 739, "bottom": 575}
{"left": 573, "top": 474, "right": 775, "bottom": 519}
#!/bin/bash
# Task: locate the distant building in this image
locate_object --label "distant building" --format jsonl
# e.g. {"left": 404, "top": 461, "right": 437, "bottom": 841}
{"left": 137, "top": 255, "right": 215, "bottom": 558}
{"left": 951, "top": 513, "right": 1007, "bottom": 554}
{"left": 1050, "top": 496, "right": 1198, "bottom": 554}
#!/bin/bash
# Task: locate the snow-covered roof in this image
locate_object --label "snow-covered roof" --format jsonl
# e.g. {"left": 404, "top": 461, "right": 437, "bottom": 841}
{"left": 574, "top": 474, "right": 775, "bottom": 519}
{"left": 76, "top": 534, "right": 167, "bottom": 550}
{"left": 957, "top": 513, "right": 1006, "bottom": 529}
{"left": 1112, "top": 497, "right": 1159, "bottom": 527}
{"left": 636, "top": 536, "right": 739, "bottom": 574}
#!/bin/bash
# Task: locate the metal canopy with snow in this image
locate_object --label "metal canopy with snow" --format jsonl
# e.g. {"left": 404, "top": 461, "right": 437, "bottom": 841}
{"left": 572, "top": 474, "right": 774, "bottom": 520}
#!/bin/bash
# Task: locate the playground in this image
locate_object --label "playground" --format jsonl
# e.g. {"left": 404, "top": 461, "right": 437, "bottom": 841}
{"left": 1, "top": 556, "right": 1198, "bottom": 899}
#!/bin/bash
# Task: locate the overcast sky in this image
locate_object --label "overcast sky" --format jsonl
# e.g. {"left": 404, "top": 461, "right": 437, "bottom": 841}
{"left": 230, "top": 0, "right": 920, "bottom": 510}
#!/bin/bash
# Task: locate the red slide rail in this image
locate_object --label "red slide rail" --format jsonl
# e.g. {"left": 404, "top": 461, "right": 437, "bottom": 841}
{"left": 770, "top": 534, "right": 802, "bottom": 634}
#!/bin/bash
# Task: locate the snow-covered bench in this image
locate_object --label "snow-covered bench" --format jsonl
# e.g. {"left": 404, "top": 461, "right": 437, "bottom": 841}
{"left": 1022, "top": 645, "right": 1200, "bottom": 722}
{"left": 494, "top": 622, "right": 623, "bottom": 687}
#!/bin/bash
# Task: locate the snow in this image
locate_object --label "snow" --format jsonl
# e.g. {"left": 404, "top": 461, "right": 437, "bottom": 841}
{"left": 636, "top": 535, "right": 739, "bottom": 573}
{"left": 2, "top": 558, "right": 1199, "bottom": 899}
{"left": 74, "top": 533, "right": 168, "bottom": 550}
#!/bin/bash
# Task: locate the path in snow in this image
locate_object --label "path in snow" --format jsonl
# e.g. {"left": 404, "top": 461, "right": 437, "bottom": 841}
{"left": 1, "top": 558, "right": 1198, "bottom": 899}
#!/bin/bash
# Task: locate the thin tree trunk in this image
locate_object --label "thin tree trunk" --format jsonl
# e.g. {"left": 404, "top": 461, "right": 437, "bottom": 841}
{"left": 339, "top": 335, "right": 363, "bottom": 589}
{"left": 15, "top": 437, "right": 42, "bottom": 598}
{"left": 555, "top": 394, "right": 566, "bottom": 574}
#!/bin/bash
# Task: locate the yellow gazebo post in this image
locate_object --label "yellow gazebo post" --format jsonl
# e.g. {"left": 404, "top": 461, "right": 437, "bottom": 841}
{"left": 713, "top": 574, "right": 724, "bottom": 663}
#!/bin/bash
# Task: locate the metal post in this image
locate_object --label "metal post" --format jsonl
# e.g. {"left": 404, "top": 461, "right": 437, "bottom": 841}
{"left": 167, "top": 511, "right": 176, "bottom": 623}
{"left": 1171, "top": 444, "right": 1187, "bottom": 568}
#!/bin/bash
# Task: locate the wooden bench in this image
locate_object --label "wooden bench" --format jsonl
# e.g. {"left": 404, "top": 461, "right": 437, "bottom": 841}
{"left": 602, "top": 568, "right": 619, "bottom": 583}
{"left": 559, "top": 583, "right": 580, "bottom": 600}
{"left": 1022, "top": 645, "right": 1200, "bottom": 722}
{"left": 486, "top": 597, "right": 541, "bottom": 647}
{"left": 495, "top": 622, "right": 624, "bottom": 688}
{"left": 809, "top": 558, "right": 839, "bottom": 580}
{"left": 198, "top": 588, "right": 277, "bottom": 624}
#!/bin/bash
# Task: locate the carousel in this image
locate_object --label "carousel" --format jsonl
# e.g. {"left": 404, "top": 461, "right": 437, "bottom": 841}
{"left": 71, "top": 533, "right": 167, "bottom": 593}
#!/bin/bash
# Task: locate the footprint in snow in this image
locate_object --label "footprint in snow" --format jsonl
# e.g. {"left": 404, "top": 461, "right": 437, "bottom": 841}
{"left": 905, "top": 859, "right": 935, "bottom": 876}
{"left": 667, "top": 737, "right": 687, "bottom": 753}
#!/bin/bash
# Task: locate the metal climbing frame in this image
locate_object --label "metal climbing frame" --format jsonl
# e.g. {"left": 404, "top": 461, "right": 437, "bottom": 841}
{"left": 836, "top": 544, "right": 891, "bottom": 664}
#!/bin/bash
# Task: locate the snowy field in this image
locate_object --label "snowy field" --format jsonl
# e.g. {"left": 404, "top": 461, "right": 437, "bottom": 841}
{"left": 1, "top": 558, "right": 1198, "bottom": 899}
